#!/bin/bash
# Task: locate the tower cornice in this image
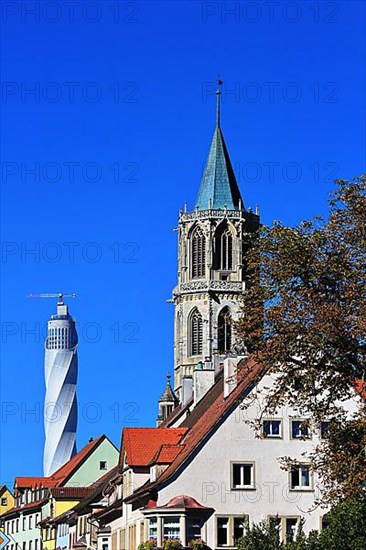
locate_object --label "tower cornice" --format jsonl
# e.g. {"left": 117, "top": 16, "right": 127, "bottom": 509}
{"left": 179, "top": 209, "right": 259, "bottom": 223}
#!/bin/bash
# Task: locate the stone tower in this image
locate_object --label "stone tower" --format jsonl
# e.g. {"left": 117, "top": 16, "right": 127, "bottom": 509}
{"left": 157, "top": 374, "right": 179, "bottom": 426}
{"left": 172, "top": 86, "right": 260, "bottom": 400}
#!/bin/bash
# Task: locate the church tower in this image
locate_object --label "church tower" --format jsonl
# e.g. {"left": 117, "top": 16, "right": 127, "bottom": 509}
{"left": 172, "top": 85, "right": 260, "bottom": 400}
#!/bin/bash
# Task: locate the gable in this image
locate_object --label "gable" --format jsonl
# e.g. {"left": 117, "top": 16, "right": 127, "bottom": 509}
{"left": 64, "top": 438, "right": 119, "bottom": 487}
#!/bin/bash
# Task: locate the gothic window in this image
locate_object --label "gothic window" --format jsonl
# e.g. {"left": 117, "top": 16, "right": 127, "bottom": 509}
{"left": 191, "top": 226, "right": 206, "bottom": 278}
{"left": 217, "top": 307, "right": 232, "bottom": 353}
{"left": 189, "top": 308, "right": 203, "bottom": 356}
{"left": 214, "top": 225, "right": 233, "bottom": 271}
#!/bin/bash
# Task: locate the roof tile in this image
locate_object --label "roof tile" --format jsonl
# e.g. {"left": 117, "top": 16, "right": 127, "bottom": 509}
{"left": 123, "top": 428, "right": 187, "bottom": 467}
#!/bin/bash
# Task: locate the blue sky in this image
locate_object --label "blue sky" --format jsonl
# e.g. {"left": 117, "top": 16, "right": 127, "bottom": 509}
{"left": 1, "top": 0, "right": 365, "bottom": 485}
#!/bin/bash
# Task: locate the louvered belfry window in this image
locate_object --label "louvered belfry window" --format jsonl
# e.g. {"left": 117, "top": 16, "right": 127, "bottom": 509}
{"left": 190, "top": 308, "right": 203, "bottom": 356}
{"left": 218, "top": 307, "right": 232, "bottom": 353}
{"left": 215, "top": 225, "right": 233, "bottom": 271}
{"left": 191, "top": 227, "right": 206, "bottom": 278}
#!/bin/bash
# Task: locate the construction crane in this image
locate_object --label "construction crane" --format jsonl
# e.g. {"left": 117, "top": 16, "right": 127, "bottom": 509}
{"left": 28, "top": 293, "right": 77, "bottom": 303}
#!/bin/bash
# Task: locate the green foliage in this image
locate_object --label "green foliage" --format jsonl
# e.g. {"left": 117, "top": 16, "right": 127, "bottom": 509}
{"left": 138, "top": 541, "right": 156, "bottom": 550}
{"left": 315, "top": 494, "right": 366, "bottom": 549}
{"left": 236, "top": 176, "right": 366, "bottom": 503}
{"left": 236, "top": 495, "right": 366, "bottom": 550}
{"left": 236, "top": 520, "right": 279, "bottom": 549}
{"left": 188, "top": 539, "right": 206, "bottom": 550}
{"left": 163, "top": 539, "right": 182, "bottom": 550}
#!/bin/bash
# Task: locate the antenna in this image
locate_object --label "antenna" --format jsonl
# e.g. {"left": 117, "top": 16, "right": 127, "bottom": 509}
{"left": 28, "top": 293, "right": 77, "bottom": 304}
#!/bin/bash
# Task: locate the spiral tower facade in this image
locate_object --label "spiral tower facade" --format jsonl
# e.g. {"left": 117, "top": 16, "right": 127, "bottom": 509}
{"left": 44, "top": 298, "right": 78, "bottom": 476}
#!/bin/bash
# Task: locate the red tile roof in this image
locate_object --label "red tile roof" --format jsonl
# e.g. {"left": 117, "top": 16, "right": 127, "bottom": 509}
{"left": 15, "top": 435, "right": 108, "bottom": 490}
{"left": 49, "top": 487, "right": 93, "bottom": 499}
{"left": 51, "top": 435, "right": 106, "bottom": 484}
{"left": 0, "top": 499, "right": 47, "bottom": 517}
{"left": 160, "top": 495, "right": 212, "bottom": 510}
{"left": 150, "top": 444, "right": 183, "bottom": 465}
{"left": 126, "top": 358, "right": 263, "bottom": 501}
{"left": 122, "top": 428, "right": 188, "bottom": 468}
{"left": 15, "top": 477, "right": 56, "bottom": 489}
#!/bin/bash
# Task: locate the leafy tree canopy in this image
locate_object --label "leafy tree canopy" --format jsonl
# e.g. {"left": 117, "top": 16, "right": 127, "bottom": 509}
{"left": 236, "top": 176, "right": 366, "bottom": 503}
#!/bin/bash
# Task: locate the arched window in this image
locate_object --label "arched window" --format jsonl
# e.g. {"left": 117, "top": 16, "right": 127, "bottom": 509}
{"left": 189, "top": 308, "right": 203, "bottom": 356}
{"left": 191, "top": 226, "right": 206, "bottom": 279}
{"left": 218, "top": 307, "right": 232, "bottom": 353}
{"left": 214, "top": 225, "right": 233, "bottom": 271}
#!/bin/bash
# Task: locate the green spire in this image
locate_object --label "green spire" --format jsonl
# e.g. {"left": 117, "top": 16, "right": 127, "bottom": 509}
{"left": 195, "top": 84, "right": 243, "bottom": 211}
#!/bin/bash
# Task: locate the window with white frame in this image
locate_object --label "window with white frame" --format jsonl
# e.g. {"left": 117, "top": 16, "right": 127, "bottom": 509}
{"left": 232, "top": 463, "right": 255, "bottom": 489}
{"left": 262, "top": 419, "right": 282, "bottom": 438}
{"left": 99, "top": 460, "right": 107, "bottom": 470}
{"left": 1, "top": 497, "right": 7, "bottom": 506}
{"left": 217, "top": 517, "right": 229, "bottom": 546}
{"left": 290, "top": 465, "right": 312, "bottom": 490}
{"left": 233, "top": 518, "right": 245, "bottom": 543}
{"left": 285, "top": 518, "right": 298, "bottom": 541}
{"left": 269, "top": 516, "right": 300, "bottom": 543}
{"left": 217, "top": 516, "right": 247, "bottom": 546}
{"left": 291, "top": 420, "right": 311, "bottom": 439}
{"left": 163, "top": 516, "right": 180, "bottom": 540}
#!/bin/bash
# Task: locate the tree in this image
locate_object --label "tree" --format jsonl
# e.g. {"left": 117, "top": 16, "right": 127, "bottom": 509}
{"left": 314, "top": 493, "right": 366, "bottom": 549}
{"left": 236, "top": 176, "right": 366, "bottom": 503}
{"left": 236, "top": 494, "right": 366, "bottom": 549}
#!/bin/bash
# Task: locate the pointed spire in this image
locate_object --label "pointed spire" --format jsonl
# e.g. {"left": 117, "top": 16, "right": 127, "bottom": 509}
{"left": 159, "top": 373, "right": 178, "bottom": 403}
{"left": 195, "top": 80, "right": 244, "bottom": 211}
{"left": 216, "top": 80, "right": 222, "bottom": 128}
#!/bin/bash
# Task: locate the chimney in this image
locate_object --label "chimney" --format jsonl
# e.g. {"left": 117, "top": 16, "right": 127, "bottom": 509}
{"left": 193, "top": 364, "right": 215, "bottom": 405}
{"left": 182, "top": 376, "right": 193, "bottom": 407}
{"left": 224, "top": 357, "right": 239, "bottom": 398}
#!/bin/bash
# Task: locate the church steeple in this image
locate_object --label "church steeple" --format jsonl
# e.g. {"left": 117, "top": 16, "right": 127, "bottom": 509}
{"left": 172, "top": 83, "right": 260, "bottom": 401}
{"left": 195, "top": 83, "right": 243, "bottom": 211}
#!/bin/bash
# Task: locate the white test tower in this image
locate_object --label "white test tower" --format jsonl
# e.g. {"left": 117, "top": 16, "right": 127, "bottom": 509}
{"left": 43, "top": 294, "right": 78, "bottom": 476}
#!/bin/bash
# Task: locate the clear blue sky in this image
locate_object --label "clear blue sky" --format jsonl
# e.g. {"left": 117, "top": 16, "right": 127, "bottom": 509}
{"left": 1, "top": 0, "right": 365, "bottom": 485}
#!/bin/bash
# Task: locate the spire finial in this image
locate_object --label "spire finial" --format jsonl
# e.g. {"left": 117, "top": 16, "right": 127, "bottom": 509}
{"left": 216, "top": 77, "right": 223, "bottom": 128}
